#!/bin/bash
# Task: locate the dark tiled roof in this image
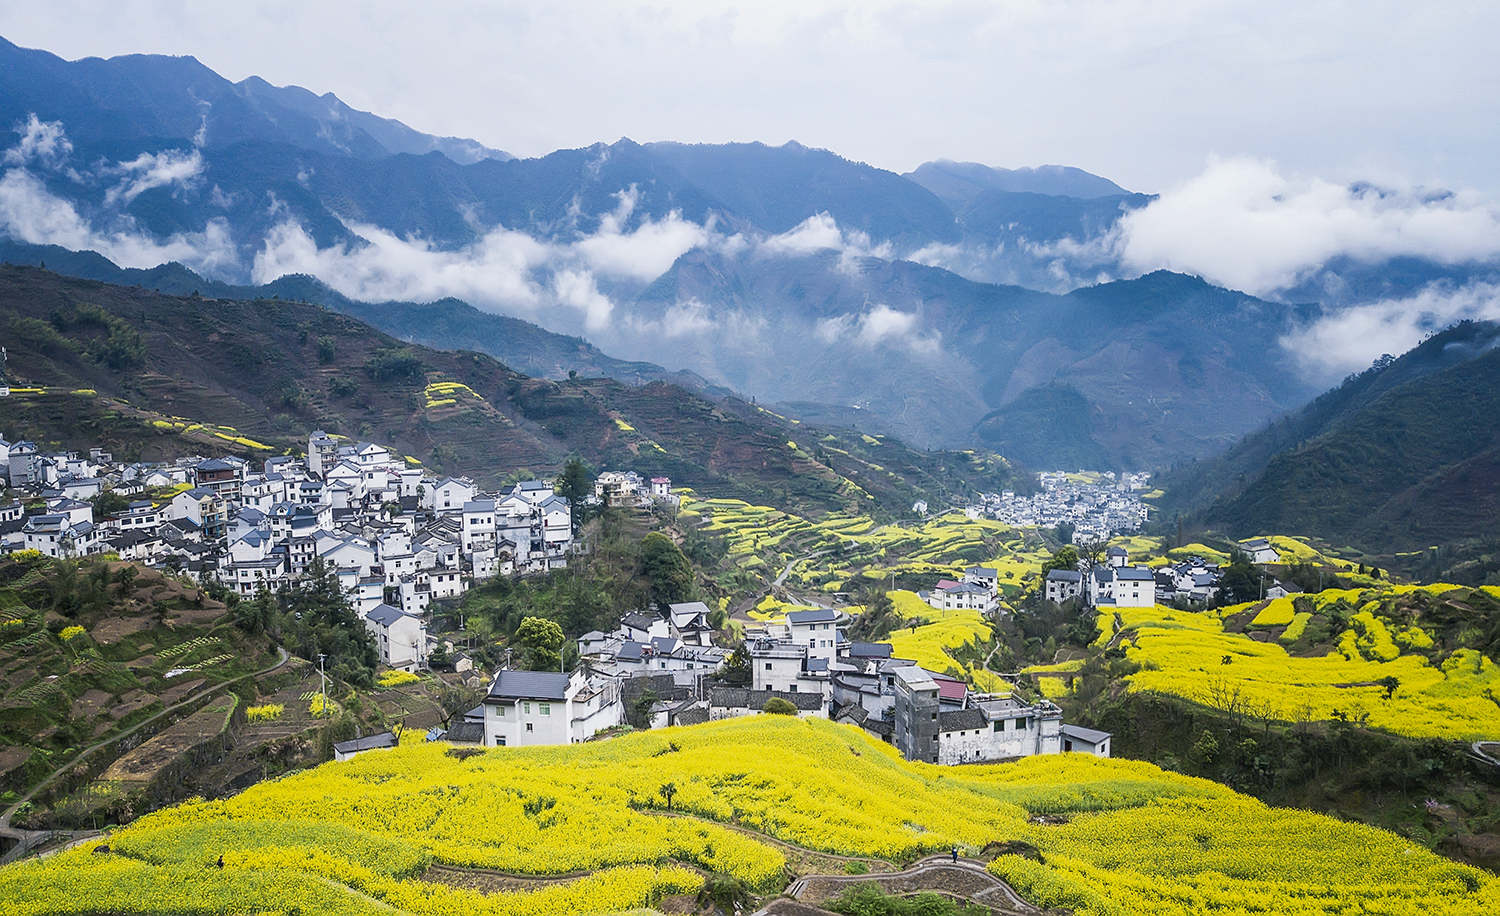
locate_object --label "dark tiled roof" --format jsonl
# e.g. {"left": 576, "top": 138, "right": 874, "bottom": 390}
{"left": 849, "top": 642, "right": 894, "bottom": 658}
{"left": 787, "top": 609, "right": 838, "bottom": 625}
{"left": 709, "top": 687, "right": 823, "bottom": 711}
{"left": 674, "top": 706, "right": 710, "bottom": 727}
{"left": 1061, "top": 724, "right": 1112, "bottom": 744}
{"left": 365, "top": 604, "right": 407, "bottom": 627}
{"left": 620, "top": 612, "right": 657, "bottom": 631}
{"left": 486, "top": 670, "right": 569, "bottom": 702}
{"left": 444, "top": 722, "right": 487, "bottom": 744}
{"left": 939, "top": 708, "right": 988, "bottom": 731}
{"left": 333, "top": 732, "right": 398, "bottom": 754}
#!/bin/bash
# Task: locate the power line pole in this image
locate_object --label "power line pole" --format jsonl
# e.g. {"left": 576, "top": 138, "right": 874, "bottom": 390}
{"left": 318, "top": 653, "right": 327, "bottom": 718}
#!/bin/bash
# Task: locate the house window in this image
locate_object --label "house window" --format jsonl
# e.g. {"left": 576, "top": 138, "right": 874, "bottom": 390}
{"left": 497, "top": 706, "right": 506, "bottom": 718}
{"left": 789, "top": 685, "right": 797, "bottom": 693}
{"left": 523, "top": 702, "right": 531, "bottom": 715}
{"left": 539, "top": 703, "right": 550, "bottom": 716}
{"left": 931, "top": 713, "right": 937, "bottom": 721}
{"left": 526, "top": 723, "right": 533, "bottom": 732}
{"left": 764, "top": 662, "right": 772, "bottom": 670}
{"left": 498, "top": 736, "right": 506, "bottom": 746}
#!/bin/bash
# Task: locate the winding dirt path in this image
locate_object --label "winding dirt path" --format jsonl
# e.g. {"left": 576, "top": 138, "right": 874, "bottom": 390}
{"left": 781, "top": 854, "right": 1041, "bottom": 916}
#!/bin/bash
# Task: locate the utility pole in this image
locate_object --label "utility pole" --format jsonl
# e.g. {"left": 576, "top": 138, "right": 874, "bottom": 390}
{"left": 318, "top": 653, "right": 327, "bottom": 718}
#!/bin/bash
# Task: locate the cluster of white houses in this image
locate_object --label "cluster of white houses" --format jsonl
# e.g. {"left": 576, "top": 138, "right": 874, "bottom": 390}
{"left": 1044, "top": 541, "right": 1296, "bottom": 608}
{"left": 417, "top": 594, "right": 1111, "bottom": 764}
{"left": 1, "top": 432, "right": 588, "bottom": 674}
{"left": 919, "top": 566, "right": 1002, "bottom": 613}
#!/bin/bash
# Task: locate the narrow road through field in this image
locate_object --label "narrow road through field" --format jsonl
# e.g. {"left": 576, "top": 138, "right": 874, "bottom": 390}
{"left": 774, "top": 548, "right": 832, "bottom": 588}
{"left": 0, "top": 647, "right": 290, "bottom": 865}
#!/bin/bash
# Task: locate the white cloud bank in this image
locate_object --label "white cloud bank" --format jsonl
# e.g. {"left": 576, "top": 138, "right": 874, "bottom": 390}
{"left": 0, "top": 117, "right": 237, "bottom": 276}
{"left": 1281, "top": 283, "right": 1500, "bottom": 378}
{"left": 1115, "top": 158, "right": 1500, "bottom": 296}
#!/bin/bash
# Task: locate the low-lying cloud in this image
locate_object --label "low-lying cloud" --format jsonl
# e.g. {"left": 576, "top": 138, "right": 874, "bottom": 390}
{"left": 104, "top": 148, "right": 204, "bottom": 207}
{"left": 816, "top": 303, "right": 938, "bottom": 353}
{"left": 1115, "top": 158, "right": 1500, "bottom": 296}
{"left": 1281, "top": 282, "right": 1500, "bottom": 379}
{"left": 0, "top": 116, "right": 236, "bottom": 276}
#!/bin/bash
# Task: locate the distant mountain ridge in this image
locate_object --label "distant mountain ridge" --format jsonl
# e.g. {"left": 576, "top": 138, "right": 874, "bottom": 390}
{"left": 904, "top": 160, "right": 1132, "bottom": 206}
{"left": 0, "top": 36, "right": 511, "bottom": 164}
{"left": 0, "top": 34, "right": 1340, "bottom": 470}
{"left": 0, "top": 238, "right": 719, "bottom": 393}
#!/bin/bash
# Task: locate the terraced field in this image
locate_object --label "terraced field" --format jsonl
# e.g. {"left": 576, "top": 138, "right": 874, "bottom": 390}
{"left": 682, "top": 496, "right": 1053, "bottom": 596}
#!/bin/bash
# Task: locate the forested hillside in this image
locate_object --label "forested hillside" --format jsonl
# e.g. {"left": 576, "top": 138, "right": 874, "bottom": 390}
{"left": 1155, "top": 321, "right": 1500, "bottom": 576}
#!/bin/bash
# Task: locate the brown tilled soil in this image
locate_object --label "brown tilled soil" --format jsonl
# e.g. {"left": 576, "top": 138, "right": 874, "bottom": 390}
{"left": 101, "top": 699, "right": 234, "bottom": 782}
{"left": 90, "top": 614, "right": 153, "bottom": 643}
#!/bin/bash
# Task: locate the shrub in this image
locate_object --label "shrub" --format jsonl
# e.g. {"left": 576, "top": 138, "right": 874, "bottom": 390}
{"left": 246, "top": 704, "right": 284, "bottom": 723}
{"left": 377, "top": 670, "right": 420, "bottom": 688}
{"left": 762, "top": 697, "right": 799, "bottom": 715}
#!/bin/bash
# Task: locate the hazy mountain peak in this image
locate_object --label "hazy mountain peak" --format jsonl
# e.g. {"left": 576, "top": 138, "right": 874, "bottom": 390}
{"left": 0, "top": 35, "right": 510, "bottom": 166}
{"left": 906, "top": 159, "right": 1131, "bottom": 207}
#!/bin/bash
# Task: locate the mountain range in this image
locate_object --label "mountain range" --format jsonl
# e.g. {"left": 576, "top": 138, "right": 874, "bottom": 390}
{"left": 1157, "top": 320, "right": 1500, "bottom": 570}
{"left": 1, "top": 34, "right": 1490, "bottom": 480}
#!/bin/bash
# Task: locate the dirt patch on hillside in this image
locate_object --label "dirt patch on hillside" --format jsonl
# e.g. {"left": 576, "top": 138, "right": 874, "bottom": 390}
{"left": 70, "top": 688, "right": 113, "bottom": 719}
{"left": 1438, "top": 832, "right": 1500, "bottom": 873}
{"left": 0, "top": 744, "right": 33, "bottom": 781}
{"left": 158, "top": 678, "right": 206, "bottom": 705}
{"left": 102, "top": 698, "right": 234, "bottom": 782}
{"left": 109, "top": 689, "right": 154, "bottom": 720}
{"left": 90, "top": 615, "right": 153, "bottom": 644}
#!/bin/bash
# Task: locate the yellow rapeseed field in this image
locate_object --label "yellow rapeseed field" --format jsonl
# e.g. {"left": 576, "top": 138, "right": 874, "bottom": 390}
{"left": 1100, "top": 593, "right": 1500, "bottom": 740}
{"left": 1, "top": 717, "right": 1492, "bottom": 915}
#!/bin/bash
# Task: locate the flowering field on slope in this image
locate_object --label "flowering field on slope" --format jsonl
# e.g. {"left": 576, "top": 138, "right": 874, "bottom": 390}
{"left": 684, "top": 496, "right": 1051, "bottom": 594}
{"left": 1092, "top": 588, "right": 1500, "bottom": 740}
{"left": 1, "top": 716, "right": 1493, "bottom": 916}
{"left": 883, "top": 590, "right": 1010, "bottom": 693}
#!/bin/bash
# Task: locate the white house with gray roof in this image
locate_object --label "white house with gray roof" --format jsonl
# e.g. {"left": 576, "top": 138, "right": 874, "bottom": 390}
{"left": 364, "top": 603, "right": 427, "bottom": 672}
{"left": 480, "top": 669, "right": 623, "bottom": 747}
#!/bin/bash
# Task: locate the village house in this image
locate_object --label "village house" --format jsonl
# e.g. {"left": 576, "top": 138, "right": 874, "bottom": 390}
{"left": 363, "top": 603, "right": 427, "bottom": 672}
{"left": 480, "top": 669, "right": 625, "bottom": 747}
{"left": 1044, "top": 568, "right": 1083, "bottom": 603}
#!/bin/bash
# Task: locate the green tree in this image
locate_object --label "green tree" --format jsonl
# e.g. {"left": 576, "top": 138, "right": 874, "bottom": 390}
{"left": 1040, "top": 545, "right": 1080, "bottom": 579}
{"left": 722, "top": 644, "right": 751, "bottom": 686}
{"left": 639, "top": 532, "right": 695, "bottom": 609}
{"left": 514, "top": 616, "right": 565, "bottom": 671}
{"left": 632, "top": 687, "right": 660, "bottom": 728}
{"left": 762, "top": 697, "right": 799, "bottom": 715}
{"left": 554, "top": 457, "right": 592, "bottom": 532}
{"left": 278, "top": 558, "right": 379, "bottom": 687}
{"left": 234, "top": 589, "right": 277, "bottom": 635}
{"left": 1216, "top": 557, "right": 1261, "bottom": 605}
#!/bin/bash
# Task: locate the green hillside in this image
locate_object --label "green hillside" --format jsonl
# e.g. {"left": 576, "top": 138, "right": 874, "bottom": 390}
{"left": 0, "top": 266, "right": 1017, "bottom": 517}
{"left": 1162, "top": 321, "right": 1500, "bottom": 568}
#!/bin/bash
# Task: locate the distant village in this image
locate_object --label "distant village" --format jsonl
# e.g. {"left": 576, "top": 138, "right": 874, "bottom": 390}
{"left": 0, "top": 433, "right": 1113, "bottom": 767}
{"left": 966, "top": 470, "right": 1152, "bottom": 542}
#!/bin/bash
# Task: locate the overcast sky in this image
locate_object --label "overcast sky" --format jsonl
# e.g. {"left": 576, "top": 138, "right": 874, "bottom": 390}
{"left": 1, "top": 0, "right": 1497, "bottom": 197}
